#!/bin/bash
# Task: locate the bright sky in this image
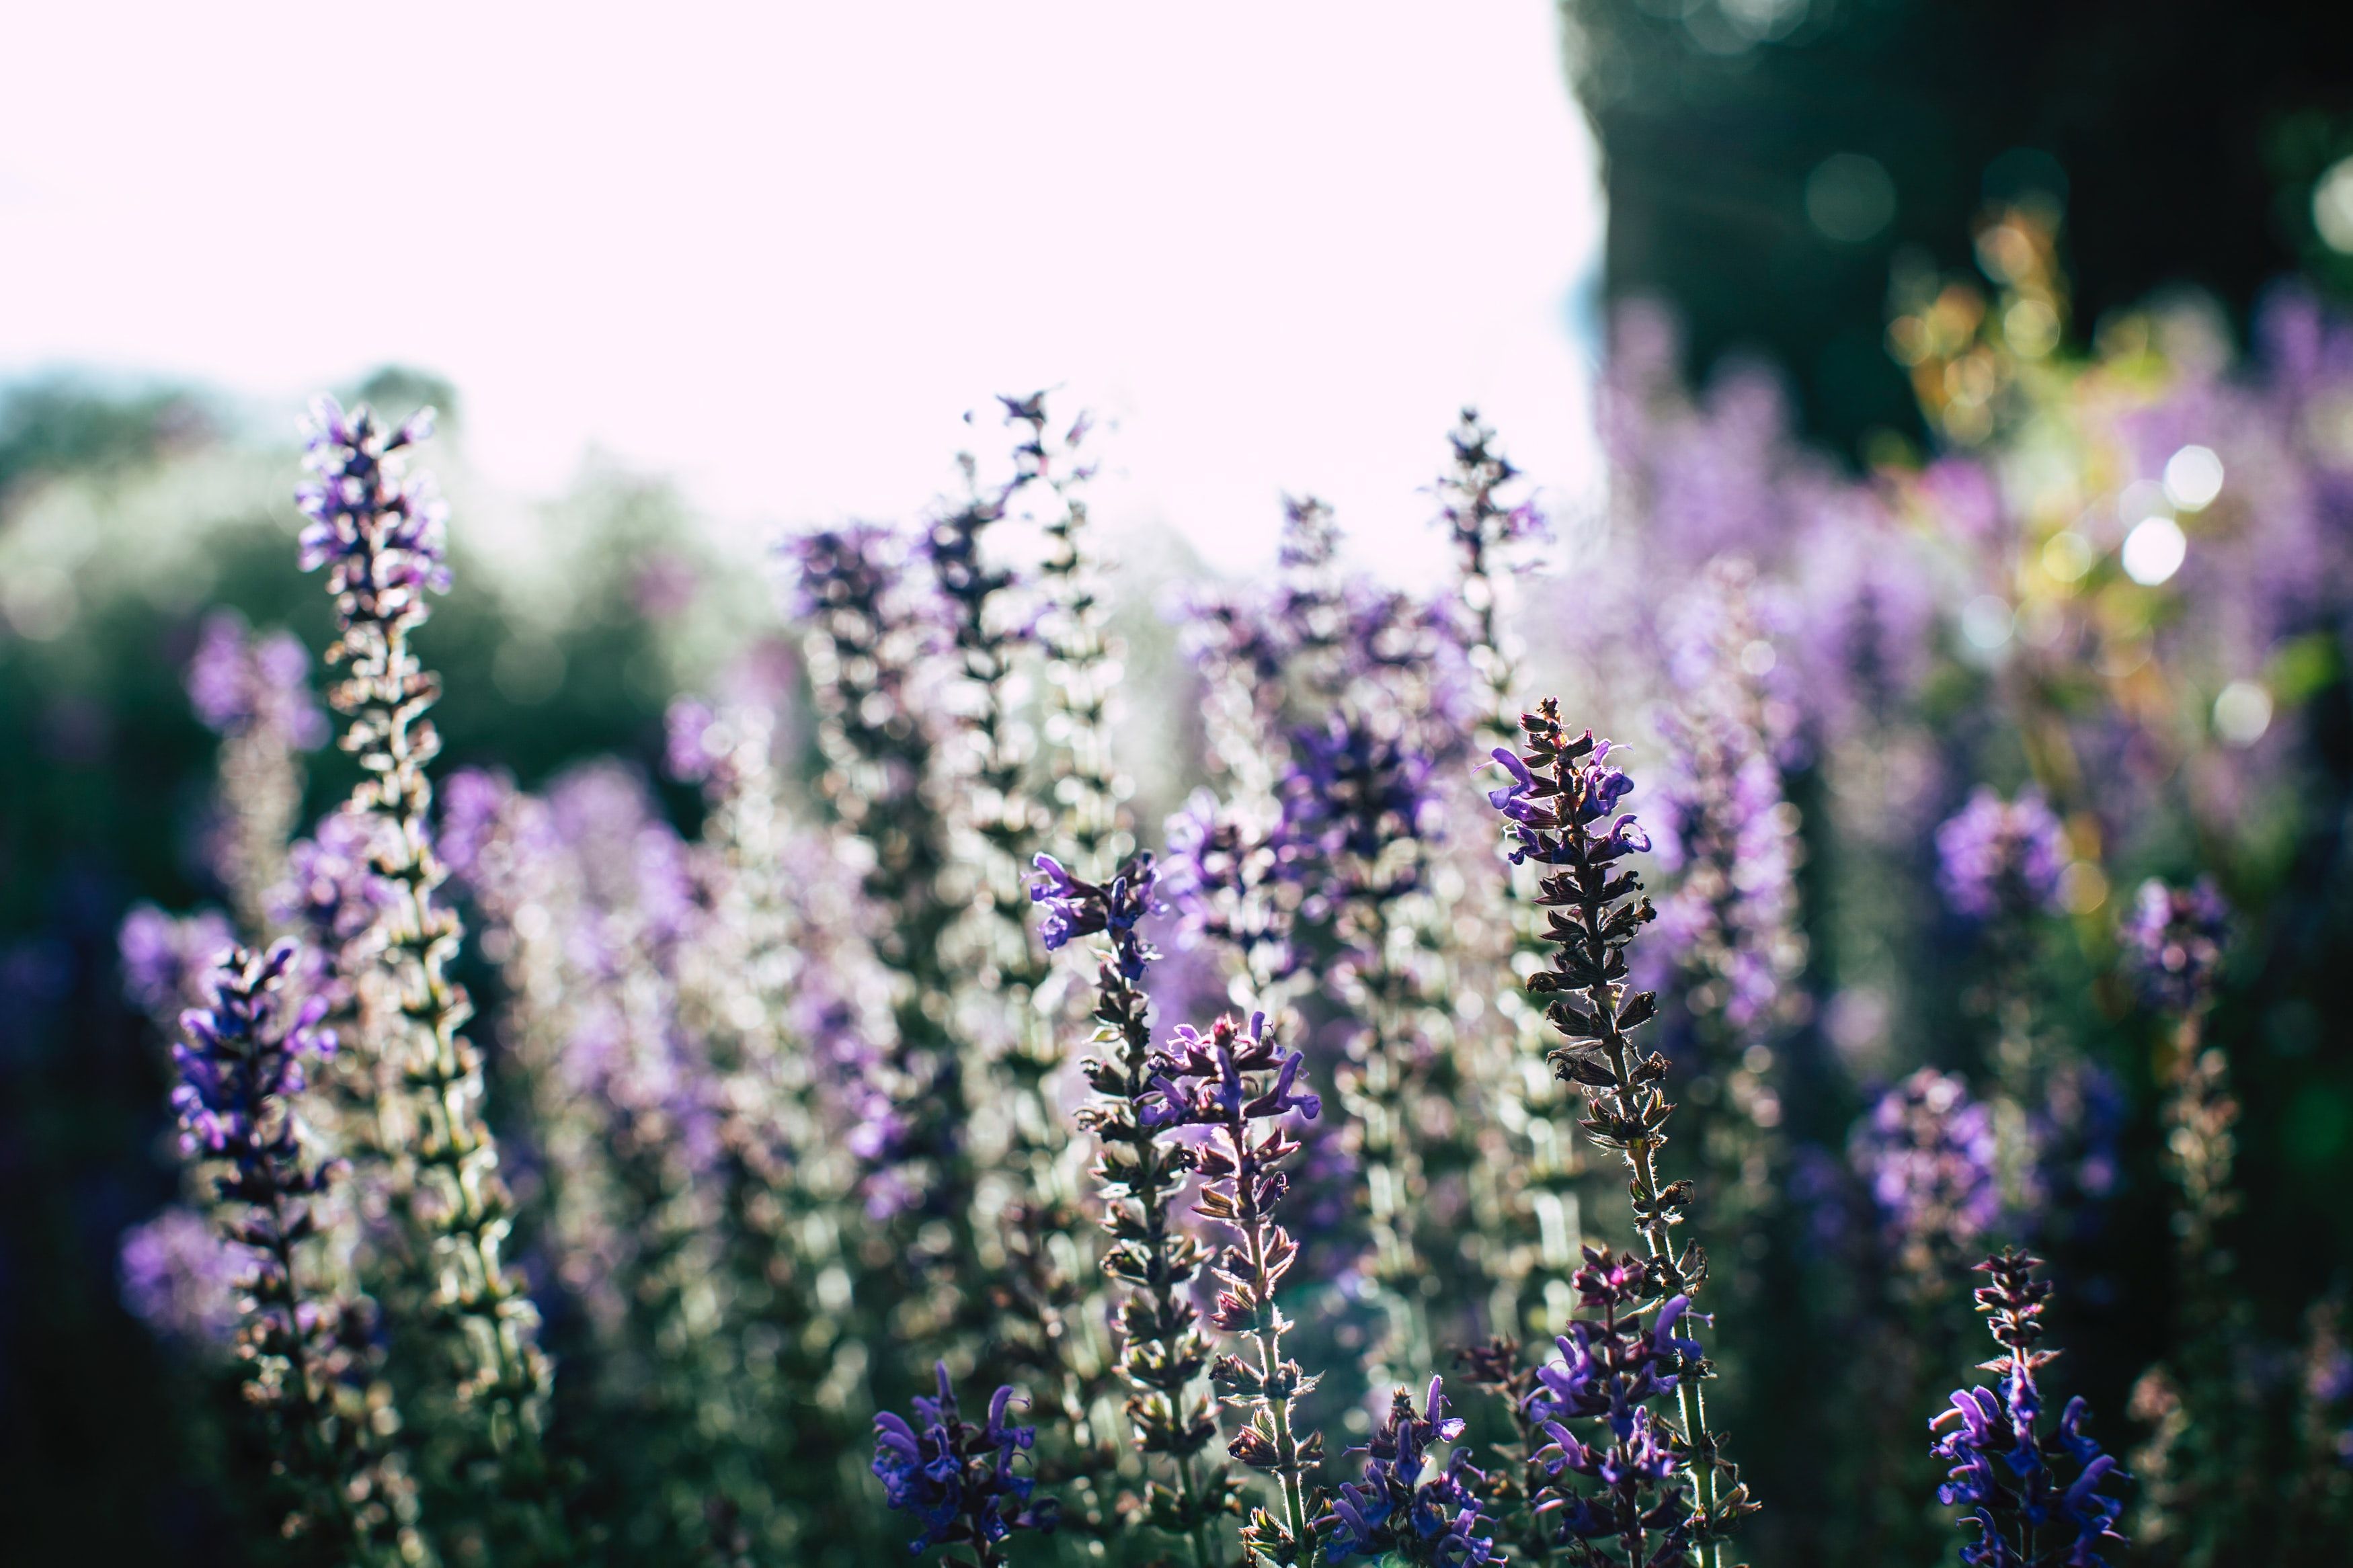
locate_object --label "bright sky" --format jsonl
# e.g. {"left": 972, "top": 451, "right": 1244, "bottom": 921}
{"left": 0, "top": 3, "right": 1601, "bottom": 579}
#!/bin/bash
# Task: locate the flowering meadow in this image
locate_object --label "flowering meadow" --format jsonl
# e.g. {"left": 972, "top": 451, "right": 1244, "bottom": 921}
{"left": 54, "top": 209, "right": 2353, "bottom": 1567}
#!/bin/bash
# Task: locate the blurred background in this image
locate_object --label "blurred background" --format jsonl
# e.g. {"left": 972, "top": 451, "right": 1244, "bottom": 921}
{"left": 6, "top": 1, "right": 2353, "bottom": 1562}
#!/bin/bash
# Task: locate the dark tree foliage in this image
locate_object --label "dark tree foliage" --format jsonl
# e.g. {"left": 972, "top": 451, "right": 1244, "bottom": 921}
{"left": 1562, "top": 0, "right": 2353, "bottom": 449}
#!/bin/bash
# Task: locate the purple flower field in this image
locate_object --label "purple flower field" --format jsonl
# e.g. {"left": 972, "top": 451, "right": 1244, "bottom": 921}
{"left": 54, "top": 219, "right": 2352, "bottom": 1568}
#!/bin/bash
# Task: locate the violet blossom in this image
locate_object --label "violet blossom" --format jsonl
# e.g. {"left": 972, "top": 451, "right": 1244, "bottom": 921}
{"left": 871, "top": 1363, "right": 1059, "bottom": 1565}
{"left": 2119, "top": 878, "right": 2231, "bottom": 1016}
{"left": 1936, "top": 788, "right": 2069, "bottom": 923}
{"left": 1931, "top": 1249, "right": 2128, "bottom": 1567}
{"left": 1851, "top": 1069, "right": 2000, "bottom": 1288}
{"left": 1320, "top": 1377, "right": 1503, "bottom": 1565}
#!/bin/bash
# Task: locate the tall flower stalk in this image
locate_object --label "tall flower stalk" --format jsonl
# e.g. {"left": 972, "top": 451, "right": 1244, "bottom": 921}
{"left": 788, "top": 523, "right": 971, "bottom": 1264}
{"left": 1931, "top": 1249, "right": 2128, "bottom": 1567}
{"left": 1428, "top": 414, "right": 1577, "bottom": 1342}
{"left": 1154, "top": 1011, "right": 1328, "bottom": 1565}
{"left": 1035, "top": 851, "right": 1237, "bottom": 1566}
{"left": 872, "top": 1364, "right": 1061, "bottom": 1566}
{"left": 171, "top": 939, "right": 415, "bottom": 1563}
{"left": 1289, "top": 712, "right": 1443, "bottom": 1383}
{"left": 1484, "top": 700, "right": 1753, "bottom": 1565}
{"left": 297, "top": 399, "right": 560, "bottom": 1538}
{"left": 2119, "top": 879, "right": 2248, "bottom": 1565}
{"left": 1431, "top": 408, "right": 1545, "bottom": 755}
{"left": 1035, "top": 407, "right": 1127, "bottom": 873}
{"left": 187, "top": 611, "right": 328, "bottom": 936}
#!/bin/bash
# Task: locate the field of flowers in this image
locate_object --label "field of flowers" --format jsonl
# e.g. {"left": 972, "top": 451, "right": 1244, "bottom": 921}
{"left": 19, "top": 205, "right": 2353, "bottom": 1567}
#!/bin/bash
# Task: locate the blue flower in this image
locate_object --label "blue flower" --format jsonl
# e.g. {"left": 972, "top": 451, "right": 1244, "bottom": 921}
{"left": 1931, "top": 1251, "right": 2128, "bottom": 1567}
{"left": 871, "top": 1363, "right": 1058, "bottom": 1561}
{"left": 1319, "top": 1377, "right": 1503, "bottom": 1565}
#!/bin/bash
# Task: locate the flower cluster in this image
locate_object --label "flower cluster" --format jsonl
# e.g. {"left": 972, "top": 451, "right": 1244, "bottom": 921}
{"left": 118, "top": 1204, "right": 243, "bottom": 1346}
{"left": 1851, "top": 1069, "right": 2001, "bottom": 1287}
{"left": 1524, "top": 1249, "right": 1708, "bottom": 1565}
{"left": 1931, "top": 1250, "right": 2128, "bottom": 1567}
{"left": 1936, "top": 788, "right": 2069, "bottom": 923}
{"left": 1154, "top": 1011, "right": 1327, "bottom": 1565}
{"left": 873, "top": 1363, "right": 1060, "bottom": 1565}
{"left": 1162, "top": 790, "right": 1306, "bottom": 989}
{"left": 171, "top": 940, "right": 413, "bottom": 1558}
{"left": 1646, "top": 558, "right": 1806, "bottom": 1050}
{"left": 2119, "top": 878, "right": 2231, "bottom": 1015}
{"left": 118, "top": 903, "right": 235, "bottom": 1020}
{"left": 1320, "top": 1377, "right": 1503, "bottom": 1565}
{"left": 187, "top": 610, "right": 328, "bottom": 748}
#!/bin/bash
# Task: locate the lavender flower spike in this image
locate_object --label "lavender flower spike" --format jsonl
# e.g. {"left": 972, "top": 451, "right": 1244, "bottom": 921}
{"left": 1851, "top": 1069, "right": 2000, "bottom": 1292}
{"left": 1483, "top": 698, "right": 1755, "bottom": 1564}
{"left": 1936, "top": 786, "right": 2068, "bottom": 923}
{"left": 1318, "top": 1376, "right": 1505, "bottom": 1565}
{"left": 871, "top": 1362, "right": 1060, "bottom": 1565}
{"left": 1043, "top": 849, "right": 1238, "bottom": 1563}
{"left": 298, "top": 399, "right": 560, "bottom": 1531}
{"left": 1931, "top": 1249, "right": 2129, "bottom": 1567}
{"left": 1156, "top": 1011, "right": 1327, "bottom": 1565}
{"left": 172, "top": 940, "right": 413, "bottom": 1559}
{"left": 2120, "top": 878, "right": 2231, "bottom": 1017}
{"left": 186, "top": 611, "right": 328, "bottom": 932}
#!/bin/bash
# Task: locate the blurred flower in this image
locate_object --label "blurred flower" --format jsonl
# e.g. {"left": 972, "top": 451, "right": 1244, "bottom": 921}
{"left": 118, "top": 1204, "right": 243, "bottom": 1347}
{"left": 1936, "top": 787, "right": 2067, "bottom": 922}
{"left": 1525, "top": 1249, "right": 1704, "bottom": 1563}
{"left": 118, "top": 904, "right": 236, "bottom": 1020}
{"left": 1851, "top": 1069, "right": 1999, "bottom": 1284}
{"left": 295, "top": 398, "right": 449, "bottom": 600}
{"left": 2119, "top": 878, "right": 2231, "bottom": 1015}
{"left": 186, "top": 611, "right": 327, "bottom": 749}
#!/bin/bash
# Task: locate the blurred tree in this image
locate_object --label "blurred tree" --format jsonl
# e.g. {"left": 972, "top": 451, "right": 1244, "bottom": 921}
{"left": 1560, "top": 0, "right": 2353, "bottom": 448}
{"left": 0, "top": 376, "right": 212, "bottom": 502}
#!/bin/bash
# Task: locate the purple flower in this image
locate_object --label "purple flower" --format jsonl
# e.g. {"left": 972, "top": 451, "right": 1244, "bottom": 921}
{"left": 1162, "top": 790, "right": 1304, "bottom": 983}
{"left": 171, "top": 940, "right": 336, "bottom": 1161}
{"left": 871, "top": 1363, "right": 1058, "bottom": 1563}
{"left": 1027, "top": 852, "right": 1158, "bottom": 979}
{"left": 1936, "top": 787, "right": 2069, "bottom": 922}
{"left": 1931, "top": 1250, "right": 2128, "bottom": 1567}
{"left": 664, "top": 697, "right": 721, "bottom": 785}
{"left": 1164, "top": 1010, "right": 1328, "bottom": 1561}
{"left": 118, "top": 1205, "right": 244, "bottom": 1347}
{"left": 295, "top": 397, "right": 450, "bottom": 602}
{"left": 1319, "top": 1377, "right": 1503, "bottom": 1565}
{"left": 1146, "top": 1012, "right": 1322, "bottom": 1130}
{"left": 186, "top": 611, "right": 328, "bottom": 749}
{"left": 1283, "top": 713, "right": 1439, "bottom": 872}
{"left": 436, "top": 766, "right": 516, "bottom": 888}
{"left": 2118, "top": 878, "right": 2231, "bottom": 1015}
{"left": 118, "top": 904, "right": 236, "bottom": 1019}
{"left": 1523, "top": 1249, "right": 1704, "bottom": 1561}
{"left": 1851, "top": 1069, "right": 1999, "bottom": 1280}
{"left": 272, "top": 812, "right": 393, "bottom": 952}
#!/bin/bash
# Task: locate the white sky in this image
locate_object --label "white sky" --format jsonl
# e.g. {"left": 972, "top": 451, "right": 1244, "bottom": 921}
{"left": 0, "top": 3, "right": 1602, "bottom": 579}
